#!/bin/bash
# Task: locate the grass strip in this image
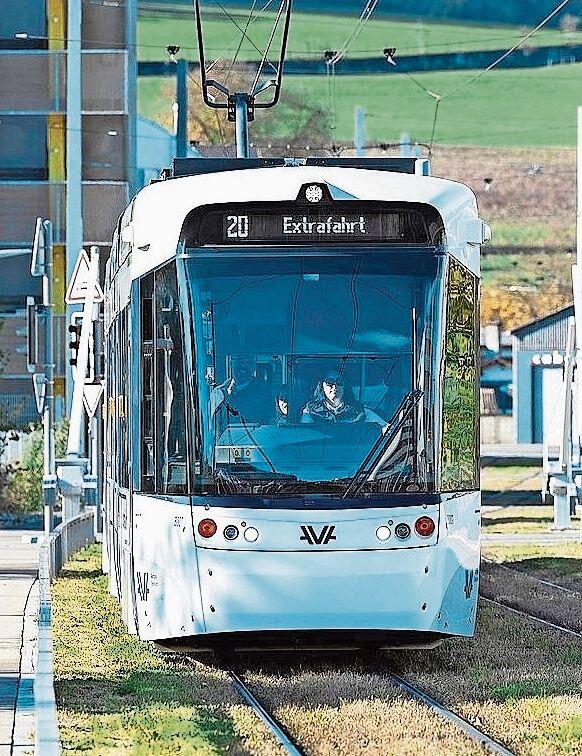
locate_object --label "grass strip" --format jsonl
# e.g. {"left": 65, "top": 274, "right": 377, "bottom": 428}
{"left": 52, "top": 544, "right": 283, "bottom": 755}
{"left": 239, "top": 602, "right": 582, "bottom": 755}
{"left": 481, "top": 505, "right": 582, "bottom": 534}
{"left": 483, "top": 543, "right": 582, "bottom": 592}
{"left": 481, "top": 467, "right": 542, "bottom": 494}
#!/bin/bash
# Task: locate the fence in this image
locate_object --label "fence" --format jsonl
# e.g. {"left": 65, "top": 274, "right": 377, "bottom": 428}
{"left": 36, "top": 509, "right": 96, "bottom": 755}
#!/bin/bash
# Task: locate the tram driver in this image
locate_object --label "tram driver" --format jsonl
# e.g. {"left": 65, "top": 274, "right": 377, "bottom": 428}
{"left": 302, "top": 371, "right": 388, "bottom": 429}
{"left": 301, "top": 371, "right": 364, "bottom": 424}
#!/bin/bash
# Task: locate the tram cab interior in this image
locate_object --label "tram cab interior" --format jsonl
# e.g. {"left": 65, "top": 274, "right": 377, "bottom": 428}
{"left": 161, "top": 241, "right": 444, "bottom": 497}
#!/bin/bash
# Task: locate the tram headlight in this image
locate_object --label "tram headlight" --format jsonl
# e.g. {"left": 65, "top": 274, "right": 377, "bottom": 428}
{"left": 394, "top": 522, "right": 411, "bottom": 540}
{"left": 198, "top": 518, "right": 217, "bottom": 538}
{"left": 415, "top": 516, "right": 435, "bottom": 538}
{"left": 223, "top": 525, "right": 239, "bottom": 541}
{"left": 375, "top": 525, "right": 391, "bottom": 541}
{"left": 244, "top": 526, "right": 259, "bottom": 543}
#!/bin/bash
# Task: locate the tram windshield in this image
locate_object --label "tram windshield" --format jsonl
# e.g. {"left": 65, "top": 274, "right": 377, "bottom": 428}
{"left": 183, "top": 249, "right": 443, "bottom": 496}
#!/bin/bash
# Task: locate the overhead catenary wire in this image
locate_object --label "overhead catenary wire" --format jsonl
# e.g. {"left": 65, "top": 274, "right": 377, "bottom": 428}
{"left": 224, "top": 0, "right": 259, "bottom": 84}
{"left": 329, "top": 0, "right": 380, "bottom": 66}
{"left": 250, "top": 0, "right": 289, "bottom": 95}
{"left": 443, "top": 0, "right": 573, "bottom": 99}
{"left": 390, "top": 0, "right": 573, "bottom": 151}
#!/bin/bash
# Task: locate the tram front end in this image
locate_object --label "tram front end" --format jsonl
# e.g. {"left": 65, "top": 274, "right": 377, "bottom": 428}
{"left": 106, "top": 163, "right": 488, "bottom": 650}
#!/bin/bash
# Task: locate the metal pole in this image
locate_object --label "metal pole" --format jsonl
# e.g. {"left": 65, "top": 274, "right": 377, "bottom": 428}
{"left": 67, "top": 248, "right": 99, "bottom": 457}
{"left": 552, "top": 319, "right": 575, "bottom": 529}
{"left": 42, "top": 221, "right": 56, "bottom": 535}
{"left": 354, "top": 107, "right": 365, "bottom": 156}
{"left": 176, "top": 58, "right": 188, "bottom": 158}
{"left": 575, "top": 106, "right": 582, "bottom": 473}
{"left": 235, "top": 93, "right": 250, "bottom": 158}
{"left": 66, "top": 0, "right": 83, "bottom": 414}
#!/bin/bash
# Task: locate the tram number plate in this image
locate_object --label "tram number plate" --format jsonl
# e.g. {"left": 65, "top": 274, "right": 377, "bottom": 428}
{"left": 226, "top": 215, "right": 250, "bottom": 239}
{"left": 215, "top": 445, "right": 255, "bottom": 463}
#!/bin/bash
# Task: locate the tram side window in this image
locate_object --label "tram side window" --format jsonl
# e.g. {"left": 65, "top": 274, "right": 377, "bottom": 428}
{"left": 140, "top": 275, "right": 155, "bottom": 492}
{"left": 117, "top": 309, "right": 130, "bottom": 489}
{"left": 154, "top": 265, "right": 187, "bottom": 494}
{"left": 107, "top": 309, "right": 130, "bottom": 488}
{"left": 106, "top": 322, "right": 116, "bottom": 484}
{"left": 441, "top": 259, "right": 479, "bottom": 491}
{"left": 139, "top": 265, "right": 187, "bottom": 494}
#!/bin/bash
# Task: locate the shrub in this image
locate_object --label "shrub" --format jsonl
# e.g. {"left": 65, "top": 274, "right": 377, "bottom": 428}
{"left": 6, "top": 421, "right": 69, "bottom": 514}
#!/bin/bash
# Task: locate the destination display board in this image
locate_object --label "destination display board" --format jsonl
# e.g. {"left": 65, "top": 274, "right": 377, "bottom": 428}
{"left": 183, "top": 201, "right": 444, "bottom": 247}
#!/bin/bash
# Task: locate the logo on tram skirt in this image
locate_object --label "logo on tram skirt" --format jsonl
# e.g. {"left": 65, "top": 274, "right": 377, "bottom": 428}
{"left": 299, "top": 524, "right": 337, "bottom": 546}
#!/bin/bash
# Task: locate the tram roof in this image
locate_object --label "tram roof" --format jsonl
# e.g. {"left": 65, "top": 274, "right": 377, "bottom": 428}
{"left": 129, "top": 164, "right": 482, "bottom": 280}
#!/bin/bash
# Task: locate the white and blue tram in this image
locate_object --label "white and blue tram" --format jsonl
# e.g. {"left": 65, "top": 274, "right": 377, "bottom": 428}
{"left": 103, "top": 157, "right": 489, "bottom": 650}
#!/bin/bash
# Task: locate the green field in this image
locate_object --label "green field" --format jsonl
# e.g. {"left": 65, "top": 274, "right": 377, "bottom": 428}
{"left": 137, "top": 7, "right": 582, "bottom": 148}
{"left": 481, "top": 248, "right": 573, "bottom": 289}
{"left": 138, "top": 63, "right": 582, "bottom": 147}
{"left": 137, "top": 7, "right": 582, "bottom": 61}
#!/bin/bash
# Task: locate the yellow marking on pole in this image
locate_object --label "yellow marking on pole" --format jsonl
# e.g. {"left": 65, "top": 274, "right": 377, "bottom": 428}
{"left": 54, "top": 376, "right": 66, "bottom": 399}
{"left": 47, "top": 0, "right": 66, "bottom": 51}
{"left": 47, "top": 114, "right": 65, "bottom": 181}
{"left": 53, "top": 244, "right": 66, "bottom": 315}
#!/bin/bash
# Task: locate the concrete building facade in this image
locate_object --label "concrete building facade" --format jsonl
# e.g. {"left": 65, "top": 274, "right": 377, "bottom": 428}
{"left": 0, "top": 0, "right": 136, "bottom": 425}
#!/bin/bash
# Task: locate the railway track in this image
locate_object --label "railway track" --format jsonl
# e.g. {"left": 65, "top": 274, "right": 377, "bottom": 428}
{"left": 228, "top": 671, "right": 305, "bottom": 755}
{"left": 384, "top": 672, "right": 513, "bottom": 756}
{"left": 186, "top": 568, "right": 582, "bottom": 756}
{"left": 481, "top": 557, "right": 582, "bottom": 637}
{"left": 222, "top": 663, "right": 514, "bottom": 756}
{"left": 483, "top": 596, "right": 582, "bottom": 640}
{"left": 482, "top": 556, "right": 580, "bottom": 596}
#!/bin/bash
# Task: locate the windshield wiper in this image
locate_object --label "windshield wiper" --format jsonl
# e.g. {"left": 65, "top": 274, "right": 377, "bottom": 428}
{"left": 341, "top": 389, "right": 423, "bottom": 499}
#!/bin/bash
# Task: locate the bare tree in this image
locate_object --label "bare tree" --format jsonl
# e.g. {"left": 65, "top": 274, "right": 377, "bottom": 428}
{"left": 560, "top": 13, "right": 580, "bottom": 32}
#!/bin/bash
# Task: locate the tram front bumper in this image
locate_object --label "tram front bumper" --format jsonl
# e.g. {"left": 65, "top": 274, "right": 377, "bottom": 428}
{"left": 196, "top": 545, "right": 478, "bottom": 638}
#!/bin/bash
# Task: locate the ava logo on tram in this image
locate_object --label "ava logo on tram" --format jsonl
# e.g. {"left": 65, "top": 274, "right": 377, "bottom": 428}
{"left": 299, "top": 524, "right": 337, "bottom": 545}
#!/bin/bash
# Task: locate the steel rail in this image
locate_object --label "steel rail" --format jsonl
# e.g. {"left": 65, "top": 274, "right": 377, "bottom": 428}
{"left": 388, "top": 672, "right": 514, "bottom": 756}
{"left": 481, "top": 557, "right": 580, "bottom": 596}
{"left": 482, "top": 596, "right": 582, "bottom": 639}
{"left": 228, "top": 671, "right": 305, "bottom": 756}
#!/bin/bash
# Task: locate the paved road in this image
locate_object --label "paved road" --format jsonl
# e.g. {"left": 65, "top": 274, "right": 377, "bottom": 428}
{"left": 481, "top": 444, "right": 543, "bottom": 466}
{"left": 0, "top": 531, "right": 40, "bottom": 756}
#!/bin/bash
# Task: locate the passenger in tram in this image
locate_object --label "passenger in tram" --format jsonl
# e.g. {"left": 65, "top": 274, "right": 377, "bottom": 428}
{"left": 301, "top": 371, "right": 366, "bottom": 424}
{"left": 210, "top": 358, "right": 274, "bottom": 424}
{"left": 274, "top": 389, "right": 301, "bottom": 425}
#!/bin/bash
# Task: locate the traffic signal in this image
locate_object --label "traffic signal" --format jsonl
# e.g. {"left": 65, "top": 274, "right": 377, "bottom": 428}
{"left": 68, "top": 321, "right": 82, "bottom": 367}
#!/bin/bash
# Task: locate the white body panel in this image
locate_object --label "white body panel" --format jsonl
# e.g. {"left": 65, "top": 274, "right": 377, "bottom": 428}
{"left": 126, "top": 167, "right": 481, "bottom": 281}
{"left": 130, "top": 493, "right": 480, "bottom": 642}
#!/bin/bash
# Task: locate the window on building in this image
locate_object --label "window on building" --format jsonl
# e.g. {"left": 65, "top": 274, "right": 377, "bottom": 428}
{"left": 0, "top": 116, "right": 47, "bottom": 180}
{"left": 0, "top": 0, "right": 47, "bottom": 49}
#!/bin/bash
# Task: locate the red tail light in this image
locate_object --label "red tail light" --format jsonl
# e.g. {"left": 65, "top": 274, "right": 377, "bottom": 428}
{"left": 198, "top": 518, "right": 217, "bottom": 538}
{"left": 415, "top": 516, "right": 435, "bottom": 537}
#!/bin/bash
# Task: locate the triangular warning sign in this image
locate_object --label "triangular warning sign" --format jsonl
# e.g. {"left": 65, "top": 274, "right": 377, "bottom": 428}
{"left": 65, "top": 249, "right": 104, "bottom": 305}
{"left": 32, "top": 372, "right": 46, "bottom": 415}
{"left": 83, "top": 383, "right": 104, "bottom": 418}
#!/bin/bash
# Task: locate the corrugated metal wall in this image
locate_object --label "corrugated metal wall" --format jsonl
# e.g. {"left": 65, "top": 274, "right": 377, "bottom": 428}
{"left": 513, "top": 307, "right": 574, "bottom": 352}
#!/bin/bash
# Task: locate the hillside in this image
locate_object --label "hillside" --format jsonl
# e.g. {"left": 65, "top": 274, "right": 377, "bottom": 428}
{"left": 141, "top": 0, "right": 582, "bottom": 28}
{"left": 138, "top": 6, "right": 582, "bottom": 61}
{"left": 138, "top": 63, "right": 582, "bottom": 148}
